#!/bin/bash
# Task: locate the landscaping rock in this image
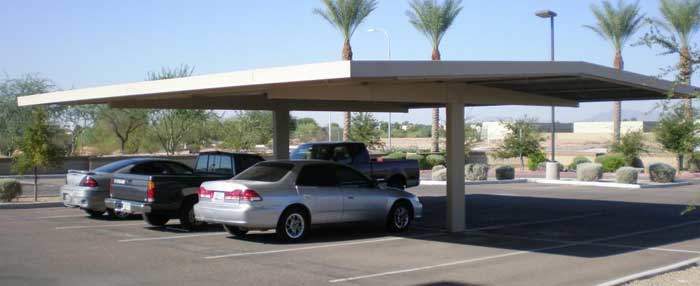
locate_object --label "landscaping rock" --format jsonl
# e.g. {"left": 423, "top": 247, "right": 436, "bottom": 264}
{"left": 465, "top": 163, "right": 489, "bottom": 181}
{"left": 431, "top": 167, "right": 447, "bottom": 181}
{"left": 615, "top": 167, "right": 639, "bottom": 184}
{"left": 649, "top": 163, "right": 676, "bottom": 183}
{"left": 568, "top": 156, "right": 591, "bottom": 171}
{"left": 576, "top": 163, "right": 603, "bottom": 182}
{"left": 495, "top": 165, "right": 515, "bottom": 180}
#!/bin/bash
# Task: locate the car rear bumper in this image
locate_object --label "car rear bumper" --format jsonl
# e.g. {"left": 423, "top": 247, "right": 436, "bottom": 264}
{"left": 60, "top": 185, "right": 106, "bottom": 211}
{"left": 104, "top": 198, "right": 150, "bottom": 214}
{"left": 194, "top": 202, "right": 281, "bottom": 229}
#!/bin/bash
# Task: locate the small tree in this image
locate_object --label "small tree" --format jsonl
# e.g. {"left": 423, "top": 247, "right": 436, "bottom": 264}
{"left": 13, "top": 108, "right": 63, "bottom": 201}
{"left": 610, "top": 130, "right": 649, "bottom": 166}
{"left": 50, "top": 105, "right": 98, "bottom": 156}
{"left": 294, "top": 120, "right": 324, "bottom": 142}
{"left": 464, "top": 122, "right": 482, "bottom": 153}
{"left": 349, "top": 112, "right": 383, "bottom": 149}
{"left": 493, "top": 118, "right": 544, "bottom": 171}
{"left": 221, "top": 111, "right": 273, "bottom": 151}
{"left": 654, "top": 104, "right": 700, "bottom": 170}
{"left": 0, "top": 75, "right": 54, "bottom": 156}
{"left": 97, "top": 107, "right": 149, "bottom": 154}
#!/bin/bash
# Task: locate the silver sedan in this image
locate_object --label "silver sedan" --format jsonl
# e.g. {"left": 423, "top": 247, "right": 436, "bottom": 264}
{"left": 194, "top": 160, "right": 422, "bottom": 242}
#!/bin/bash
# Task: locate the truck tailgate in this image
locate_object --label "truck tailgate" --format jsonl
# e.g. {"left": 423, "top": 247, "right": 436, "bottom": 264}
{"left": 110, "top": 174, "right": 150, "bottom": 202}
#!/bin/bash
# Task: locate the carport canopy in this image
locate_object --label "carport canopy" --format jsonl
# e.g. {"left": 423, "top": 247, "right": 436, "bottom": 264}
{"left": 17, "top": 60, "right": 698, "bottom": 232}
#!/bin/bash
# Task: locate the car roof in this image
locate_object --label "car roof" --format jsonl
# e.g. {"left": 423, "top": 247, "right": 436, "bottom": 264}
{"left": 199, "top": 151, "right": 261, "bottom": 156}
{"left": 263, "top": 159, "right": 340, "bottom": 167}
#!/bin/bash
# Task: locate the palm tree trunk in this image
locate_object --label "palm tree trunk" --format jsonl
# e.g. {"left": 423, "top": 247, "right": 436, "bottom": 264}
{"left": 680, "top": 46, "right": 693, "bottom": 119}
{"left": 431, "top": 47, "right": 441, "bottom": 152}
{"left": 612, "top": 50, "right": 624, "bottom": 144}
{"left": 342, "top": 38, "right": 353, "bottom": 141}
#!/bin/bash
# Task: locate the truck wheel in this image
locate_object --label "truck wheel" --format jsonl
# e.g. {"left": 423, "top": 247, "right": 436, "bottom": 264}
{"left": 386, "top": 201, "right": 412, "bottom": 233}
{"left": 276, "top": 207, "right": 309, "bottom": 242}
{"left": 223, "top": 225, "right": 248, "bottom": 237}
{"left": 387, "top": 176, "right": 406, "bottom": 189}
{"left": 84, "top": 209, "right": 104, "bottom": 218}
{"left": 143, "top": 212, "right": 169, "bottom": 227}
{"left": 179, "top": 200, "right": 205, "bottom": 230}
{"left": 107, "top": 208, "right": 131, "bottom": 220}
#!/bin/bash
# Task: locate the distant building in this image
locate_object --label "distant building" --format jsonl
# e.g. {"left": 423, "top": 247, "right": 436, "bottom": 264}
{"left": 573, "top": 121, "right": 657, "bottom": 134}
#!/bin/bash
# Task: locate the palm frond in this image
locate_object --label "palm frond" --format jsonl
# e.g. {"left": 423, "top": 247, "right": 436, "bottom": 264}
{"left": 585, "top": 0, "right": 645, "bottom": 51}
{"left": 659, "top": 0, "right": 700, "bottom": 46}
{"left": 313, "top": 0, "right": 378, "bottom": 39}
{"left": 406, "top": 0, "right": 463, "bottom": 49}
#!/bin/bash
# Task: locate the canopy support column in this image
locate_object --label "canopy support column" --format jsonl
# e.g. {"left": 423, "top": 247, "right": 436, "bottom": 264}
{"left": 272, "top": 109, "right": 290, "bottom": 160}
{"left": 446, "top": 96, "right": 466, "bottom": 233}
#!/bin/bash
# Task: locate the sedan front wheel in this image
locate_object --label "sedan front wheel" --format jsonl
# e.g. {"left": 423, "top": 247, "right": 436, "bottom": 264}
{"left": 387, "top": 202, "right": 412, "bottom": 232}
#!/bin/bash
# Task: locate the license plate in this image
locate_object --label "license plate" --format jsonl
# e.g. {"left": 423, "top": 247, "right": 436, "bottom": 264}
{"left": 113, "top": 179, "right": 126, "bottom": 185}
{"left": 121, "top": 201, "right": 131, "bottom": 212}
{"left": 213, "top": 192, "right": 225, "bottom": 202}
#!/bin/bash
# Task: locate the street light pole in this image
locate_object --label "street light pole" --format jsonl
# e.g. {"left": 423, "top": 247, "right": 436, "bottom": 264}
{"left": 368, "top": 28, "right": 393, "bottom": 150}
{"left": 536, "top": 10, "right": 557, "bottom": 162}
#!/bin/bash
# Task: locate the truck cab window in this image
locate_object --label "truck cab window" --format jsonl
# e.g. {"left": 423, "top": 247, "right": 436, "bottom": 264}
{"left": 195, "top": 155, "right": 209, "bottom": 173}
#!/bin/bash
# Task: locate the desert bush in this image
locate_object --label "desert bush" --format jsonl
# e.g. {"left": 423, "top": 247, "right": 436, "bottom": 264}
{"left": 431, "top": 167, "right": 447, "bottom": 181}
{"left": 576, "top": 163, "right": 603, "bottom": 182}
{"left": 596, "top": 154, "right": 626, "bottom": 173}
{"left": 615, "top": 167, "right": 639, "bottom": 184}
{"left": 527, "top": 151, "right": 547, "bottom": 171}
{"left": 0, "top": 179, "right": 22, "bottom": 202}
{"left": 406, "top": 153, "right": 430, "bottom": 170}
{"left": 495, "top": 165, "right": 515, "bottom": 180}
{"left": 465, "top": 164, "right": 489, "bottom": 181}
{"left": 649, "top": 163, "right": 676, "bottom": 183}
{"left": 383, "top": 151, "right": 406, "bottom": 160}
{"left": 610, "top": 131, "right": 649, "bottom": 166}
{"left": 568, "top": 156, "right": 591, "bottom": 171}
{"left": 426, "top": 154, "right": 446, "bottom": 168}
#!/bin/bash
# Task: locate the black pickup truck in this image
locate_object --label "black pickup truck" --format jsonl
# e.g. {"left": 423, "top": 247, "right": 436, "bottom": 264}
{"left": 105, "top": 151, "right": 264, "bottom": 229}
{"left": 291, "top": 142, "right": 420, "bottom": 188}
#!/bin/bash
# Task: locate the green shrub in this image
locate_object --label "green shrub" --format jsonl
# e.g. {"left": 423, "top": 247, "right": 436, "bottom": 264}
{"left": 431, "top": 167, "right": 447, "bottom": 181}
{"left": 527, "top": 151, "right": 546, "bottom": 171}
{"left": 687, "top": 153, "right": 700, "bottom": 173}
{"left": 495, "top": 165, "right": 515, "bottom": 180}
{"left": 649, "top": 163, "right": 676, "bottom": 183}
{"left": 615, "top": 167, "right": 639, "bottom": 184}
{"left": 577, "top": 163, "right": 603, "bottom": 182}
{"left": 465, "top": 163, "right": 489, "bottom": 181}
{"left": 406, "top": 153, "right": 430, "bottom": 170}
{"left": 596, "top": 154, "right": 626, "bottom": 173}
{"left": 383, "top": 152, "right": 406, "bottom": 160}
{"left": 0, "top": 179, "right": 22, "bottom": 202}
{"left": 426, "top": 154, "right": 446, "bottom": 168}
{"left": 568, "top": 156, "right": 591, "bottom": 171}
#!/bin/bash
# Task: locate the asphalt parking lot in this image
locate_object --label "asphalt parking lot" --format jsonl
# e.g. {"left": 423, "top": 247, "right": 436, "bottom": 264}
{"left": 2, "top": 182, "right": 700, "bottom": 286}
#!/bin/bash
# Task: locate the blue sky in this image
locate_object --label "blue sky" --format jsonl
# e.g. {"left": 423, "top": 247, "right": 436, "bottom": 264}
{"left": 1, "top": 0, "right": 695, "bottom": 124}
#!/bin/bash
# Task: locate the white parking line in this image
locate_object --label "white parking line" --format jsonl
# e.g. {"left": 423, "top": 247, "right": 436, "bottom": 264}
{"left": 55, "top": 222, "right": 145, "bottom": 230}
{"left": 328, "top": 220, "right": 700, "bottom": 283}
{"left": 204, "top": 232, "right": 445, "bottom": 259}
{"left": 119, "top": 232, "right": 227, "bottom": 242}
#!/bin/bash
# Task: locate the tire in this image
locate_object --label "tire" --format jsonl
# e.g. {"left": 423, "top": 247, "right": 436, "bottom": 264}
{"left": 223, "top": 224, "right": 248, "bottom": 237}
{"left": 179, "top": 199, "right": 205, "bottom": 230}
{"left": 107, "top": 208, "right": 131, "bottom": 220}
{"left": 276, "top": 207, "right": 309, "bottom": 242}
{"left": 84, "top": 209, "right": 104, "bottom": 218}
{"left": 143, "top": 212, "right": 169, "bottom": 227}
{"left": 387, "top": 201, "right": 412, "bottom": 233}
{"left": 387, "top": 176, "right": 406, "bottom": 189}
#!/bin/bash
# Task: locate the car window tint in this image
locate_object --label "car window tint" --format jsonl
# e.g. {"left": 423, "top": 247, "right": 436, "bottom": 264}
{"left": 208, "top": 155, "right": 232, "bottom": 175}
{"left": 332, "top": 146, "right": 352, "bottom": 164}
{"left": 131, "top": 162, "right": 167, "bottom": 175}
{"left": 162, "top": 162, "right": 193, "bottom": 175}
{"left": 296, "top": 164, "right": 337, "bottom": 187}
{"left": 234, "top": 162, "right": 293, "bottom": 182}
{"left": 93, "top": 160, "right": 137, "bottom": 173}
{"left": 237, "top": 155, "right": 262, "bottom": 173}
{"left": 195, "top": 155, "right": 209, "bottom": 172}
{"left": 335, "top": 165, "right": 371, "bottom": 187}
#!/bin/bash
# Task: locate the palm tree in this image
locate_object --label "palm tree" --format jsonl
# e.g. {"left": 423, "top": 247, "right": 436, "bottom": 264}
{"left": 406, "top": 0, "right": 463, "bottom": 153}
{"left": 659, "top": 0, "right": 700, "bottom": 118}
{"left": 584, "top": 0, "right": 645, "bottom": 144}
{"left": 314, "top": 0, "right": 378, "bottom": 141}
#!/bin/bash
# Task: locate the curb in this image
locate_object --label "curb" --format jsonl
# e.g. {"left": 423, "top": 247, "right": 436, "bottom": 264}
{"left": 0, "top": 201, "right": 63, "bottom": 210}
{"left": 526, "top": 178, "right": 691, "bottom": 189}
{"left": 596, "top": 257, "right": 700, "bottom": 286}
{"left": 420, "top": 179, "right": 528, "bottom": 186}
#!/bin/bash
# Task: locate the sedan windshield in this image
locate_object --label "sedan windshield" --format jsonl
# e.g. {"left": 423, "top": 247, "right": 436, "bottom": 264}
{"left": 233, "top": 162, "right": 293, "bottom": 182}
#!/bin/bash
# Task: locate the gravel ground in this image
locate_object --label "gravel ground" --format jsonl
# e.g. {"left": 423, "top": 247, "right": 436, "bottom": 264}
{"left": 626, "top": 266, "right": 700, "bottom": 286}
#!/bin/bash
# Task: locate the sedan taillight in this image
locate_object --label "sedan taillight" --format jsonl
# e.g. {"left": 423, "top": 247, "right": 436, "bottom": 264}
{"left": 80, "top": 177, "right": 98, "bottom": 188}
{"left": 198, "top": 186, "right": 214, "bottom": 199}
{"left": 223, "top": 189, "right": 262, "bottom": 202}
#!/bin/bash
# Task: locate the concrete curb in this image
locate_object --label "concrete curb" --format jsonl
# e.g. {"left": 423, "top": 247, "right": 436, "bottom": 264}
{"left": 0, "top": 200, "right": 63, "bottom": 210}
{"left": 596, "top": 257, "right": 700, "bottom": 286}
{"left": 526, "top": 178, "right": 691, "bottom": 189}
{"left": 420, "top": 179, "right": 528, "bottom": 186}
